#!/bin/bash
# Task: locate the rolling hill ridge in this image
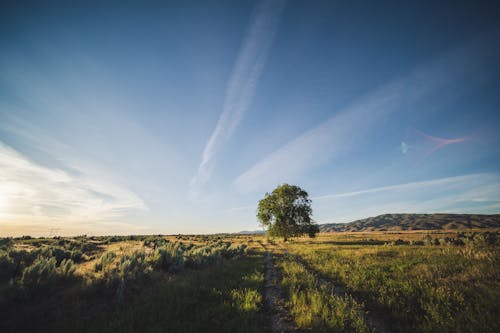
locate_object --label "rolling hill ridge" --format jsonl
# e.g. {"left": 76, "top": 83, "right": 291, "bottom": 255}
{"left": 319, "top": 213, "right": 500, "bottom": 232}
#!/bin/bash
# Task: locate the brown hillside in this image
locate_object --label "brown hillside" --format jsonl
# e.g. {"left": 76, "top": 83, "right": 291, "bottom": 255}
{"left": 319, "top": 213, "right": 500, "bottom": 232}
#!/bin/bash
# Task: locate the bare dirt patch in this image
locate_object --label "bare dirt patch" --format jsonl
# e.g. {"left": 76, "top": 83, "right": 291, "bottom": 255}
{"left": 261, "top": 241, "right": 297, "bottom": 333}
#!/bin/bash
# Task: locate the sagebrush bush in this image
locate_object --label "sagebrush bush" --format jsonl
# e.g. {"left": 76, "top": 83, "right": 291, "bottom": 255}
{"left": 94, "top": 251, "right": 117, "bottom": 272}
{"left": 151, "top": 242, "right": 184, "bottom": 271}
{"left": 143, "top": 235, "right": 169, "bottom": 249}
{"left": 115, "top": 250, "right": 151, "bottom": 281}
{"left": 21, "top": 256, "right": 57, "bottom": 287}
{"left": 42, "top": 246, "right": 72, "bottom": 264}
{"left": 0, "top": 253, "right": 16, "bottom": 282}
{"left": 0, "top": 237, "right": 12, "bottom": 249}
{"left": 8, "top": 249, "right": 39, "bottom": 269}
{"left": 59, "top": 259, "right": 76, "bottom": 278}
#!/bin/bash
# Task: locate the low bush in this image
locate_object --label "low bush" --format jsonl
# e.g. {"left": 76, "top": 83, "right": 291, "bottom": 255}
{"left": 0, "top": 237, "right": 12, "bottom": 249}
{"left": 59, "top": 259, "right": 76, "bottom": 278}
{"left": 94, "top": 251, "right": 117, "bottom": 272}
{"left": 20, "top": 256, "right": 57, "bottom": 287}
{"left": 230, "top": 288, "right": 262, "bottom": 312}
{"left": 0, "top": 253, "right": 16, "bottom": 282}
{"left": 143, "top": 235, "right": 169, "bottom": 249}
{"left": 115, "top": 250, "right": 151, "bottom": 281}
{"left": 151, "top": 242, "right": 184, "bottom": 271}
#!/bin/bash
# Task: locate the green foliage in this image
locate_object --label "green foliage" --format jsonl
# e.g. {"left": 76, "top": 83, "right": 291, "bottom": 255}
{"left": 59, "top": 259, "right": 76, "bottom": 278}
{"left": 20, "top": 256, "right": 57, "bottom": 286}
{"left": 70, "top": 249, "right": 84, "bottom": 262}
{"left": 1, "top": 232, "right": 496, "bottom": 332}
{"left": 6, "top": 249, "right": 37, "bottom": 272}
{"left": 230, "top": 288, "right": 262, "bottom": 311}
{"left": 143, "top": 235, "right": 169, "bottom": 248}
{"left": 288, "top": 237, "right": 499, "bottom": 333}
{"left": 0, "top": 237, "right": 12, "bottom": 250}
{"left": 150, "top": 242, "right": 184, "bottom": 271}
{"left": 419, "top": 231, "right": 500, "bottom": 248}
{"left": 115, "top": 250, "right": 151, "bottom": 281}
{"left": 279, "top": 257, "right": 369, "bottom": 332}
{"left": 89, "top": 255, "right": 267, "bottom": 333}
{"left": 17, "top": 255, "right": 76, "bottom": 288}
{"left": 304, "top": 223, "right": 320, "bottom": 238}
{"left": 42, "top": 246, "right": 72, "bottom": 264}
{"left": 0, "top": 253, "right": 16, "bottom": 282}
{"left": 94, "top": 251, "right": 117, "bottom": 272}
{"left": 0, "top": 236, "right": 252, "bottom": 331}
{"left": 257, "top": 183, "right": 318, "bottom": 240}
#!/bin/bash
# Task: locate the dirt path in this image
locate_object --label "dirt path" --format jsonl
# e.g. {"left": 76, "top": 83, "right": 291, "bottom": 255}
{"left": 261, "top": 241, "right": 296, "bottom": 333}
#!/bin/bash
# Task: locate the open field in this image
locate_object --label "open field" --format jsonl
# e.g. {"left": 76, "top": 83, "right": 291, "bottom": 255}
{"left": 0, "top": 230, "right": 498, "bottom": 332}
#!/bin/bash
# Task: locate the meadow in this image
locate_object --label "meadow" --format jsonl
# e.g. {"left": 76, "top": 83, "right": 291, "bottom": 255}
{"left": 0, "top": 230, "right": 498, "bottom": 332}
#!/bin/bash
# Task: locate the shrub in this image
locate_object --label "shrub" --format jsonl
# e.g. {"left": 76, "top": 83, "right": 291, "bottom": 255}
{"left": 42, "top": 246, "right": 72, "bottom": 264}
{"left": 423, "top": 234, "right": 433, "bottom": 246}
{"left": 151, "top": 243, "right": 184, "bottom": 272}
{"left": 70, "top": 249, "right": 84, "bottom": 263}
{"left": 0, "top": 237, "right": 12, "bottom": 249}
{"left": 144, "top": 236, "right": 169, "bottom": 249}
{"left": 0, "top": 253, "right": 16, "bottom": 282}
{"left": 58, "top": 259, "right": 76, "bottom": 278}
{"left": 115, "top": 251, "right": 151, "bottom": 281}
{"left": 21, "top": 256, "right": 57, "bottom": 287}
{"left": 231, "top": 288, "right": 262, "bottom": 311}
{"left": 94, "top": 252, "right": 116, "bottom": 272}
{"left": 8, "top": 249, "right": 40, "bottom": 270}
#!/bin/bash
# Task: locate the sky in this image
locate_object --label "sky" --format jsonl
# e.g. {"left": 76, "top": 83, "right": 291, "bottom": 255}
{"left": 1, "top": 0, "right": 500, "bottom": 236}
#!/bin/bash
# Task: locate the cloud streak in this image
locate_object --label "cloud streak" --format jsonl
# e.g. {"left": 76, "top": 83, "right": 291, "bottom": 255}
{"left": 190, "top": 0, "right": 285, "bottom": 195}
{"left": 0, "top": 142, "right": 147, "bottom": 236}
{"left": 233, "top": 80, "right": 408, "bottom": 192}
{"left": 233, "top": 43, "right": 491, "bottom": 193}
{"left": 311, "top": 173, "right": 493, "bottom": 201}
{"left": 312, "top": 173, "right": 500, "bottom": 223}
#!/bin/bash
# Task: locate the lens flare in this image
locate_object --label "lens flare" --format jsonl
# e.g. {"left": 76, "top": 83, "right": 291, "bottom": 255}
{"left": 402, "top": 128, "right": 472, "bottom": 162}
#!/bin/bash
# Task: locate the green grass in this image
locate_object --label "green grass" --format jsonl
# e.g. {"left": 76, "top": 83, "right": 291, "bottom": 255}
{"left": 1, "top": 253, "right": 268, "bottom": 333}
{"left": 285, "top": 235, "right": 499, "bottom": 332}
{"left": 0, "top": 235, "right": 265, "bottom": 333}
{"left": 277, "top": 254, "right": 370, "bottom": 333}
{"left": 1, "top": 232, "right": 498, "bottom": 332}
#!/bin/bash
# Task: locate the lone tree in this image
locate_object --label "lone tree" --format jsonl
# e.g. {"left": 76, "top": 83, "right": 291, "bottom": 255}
{"left": 257, "top": 184, "right": 319, "bottom": 241}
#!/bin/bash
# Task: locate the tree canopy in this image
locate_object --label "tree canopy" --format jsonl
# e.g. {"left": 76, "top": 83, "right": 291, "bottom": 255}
{"left": 257, "top": 184, "right": 319, "bottom": 241}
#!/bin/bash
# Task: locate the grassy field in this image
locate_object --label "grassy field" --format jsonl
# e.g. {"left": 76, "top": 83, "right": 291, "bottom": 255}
{"left": 0, "top": 230, "right": 498, "bottom": 332}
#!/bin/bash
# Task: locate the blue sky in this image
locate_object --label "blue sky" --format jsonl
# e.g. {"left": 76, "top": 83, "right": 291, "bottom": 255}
{"left": 1, "top": 0, "right": 499, "bottom": 236}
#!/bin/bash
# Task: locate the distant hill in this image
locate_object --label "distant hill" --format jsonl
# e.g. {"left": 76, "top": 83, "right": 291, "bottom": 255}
{"left": 319, "top": 213, "right": 500, "bottom": 232}
{"left": 237, "top": 230, "right": 265, "bottom": 235}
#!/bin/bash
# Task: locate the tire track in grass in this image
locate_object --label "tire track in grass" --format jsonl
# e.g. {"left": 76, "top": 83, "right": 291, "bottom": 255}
{"left": 259, "top": 241, "right": 297, "bottom": 333}
{"left": 278, "top": 243, "right": 392, "bottom": 333}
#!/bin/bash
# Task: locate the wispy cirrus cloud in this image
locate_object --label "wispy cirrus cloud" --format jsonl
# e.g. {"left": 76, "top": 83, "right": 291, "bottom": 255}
{"left": 233, "top": 80, "right": 409, "bottom": 192}
{"left": 312, "top": 173, "right": 500, "bottom": 223}
{"left": 311, "top": 173, "right": 495, "bottom": 201}
{"left": 233, "top": 42, "right": 492, "bottom": 193}
{"left": 190, "top": 0, "right": 286, "bottom": 196}
{"left": 0, "top": 142, "right": 148, "bottom": 236}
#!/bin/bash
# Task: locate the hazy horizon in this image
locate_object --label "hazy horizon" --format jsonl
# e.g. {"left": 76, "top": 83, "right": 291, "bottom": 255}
{"left": 1, "top": 0, "right": 500, "bottom": 237}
